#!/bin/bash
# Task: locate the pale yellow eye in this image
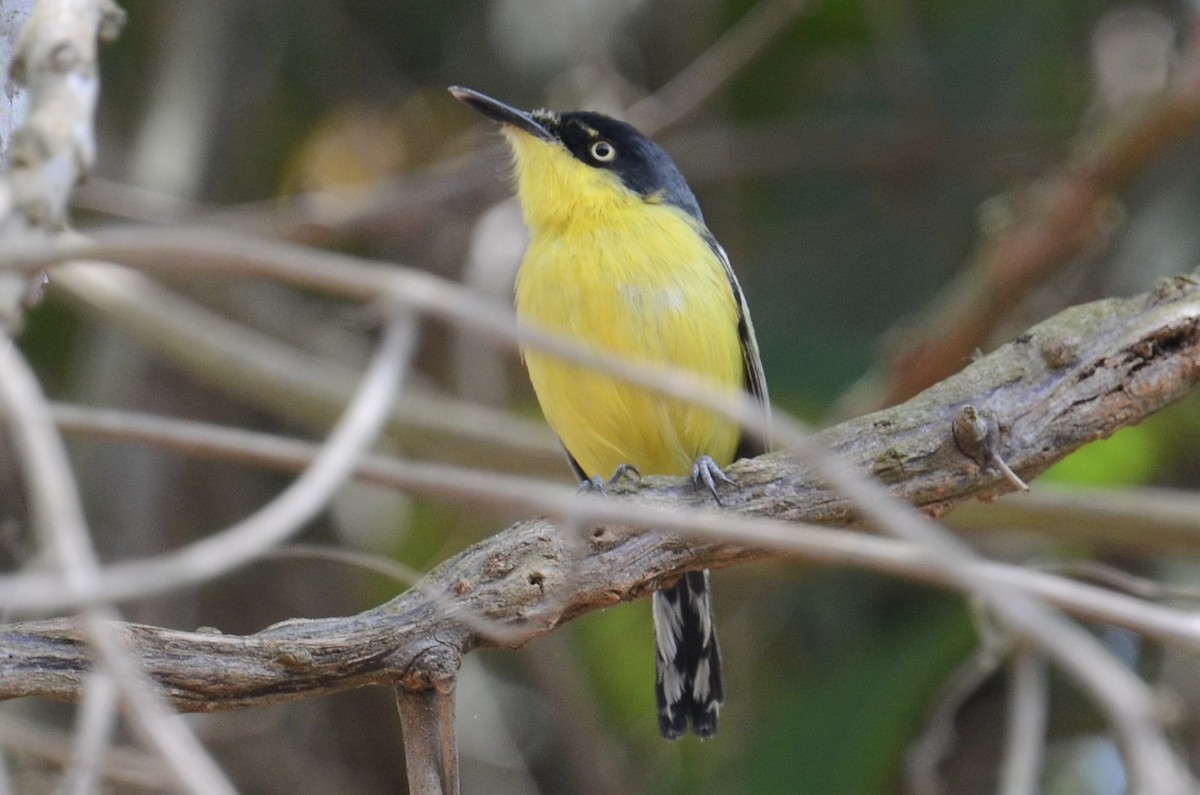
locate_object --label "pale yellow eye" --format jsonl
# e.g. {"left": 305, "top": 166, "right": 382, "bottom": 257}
{"left": 590, "top": 140, "right": 616, "bottom": 162}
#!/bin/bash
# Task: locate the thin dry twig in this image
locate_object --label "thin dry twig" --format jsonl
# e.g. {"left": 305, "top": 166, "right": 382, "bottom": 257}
{"left": 266, "top": 544, "right": 426, "bottom": 587}
{"left": 0, "top": 305, "right": 416, "bottom": 609}
{"left": 949, "top": 486, "right": 1200, "bottom": 555}
{"left": 50, "top": 262, "right": 561, "bottom": 472}
{"left": 626, "top": 0, "right": 812, "bottom": 134}
{"left": 63, "top": 672, "right": 117, "bottom": 795}
{"left": 71, "top": 156, "right": 505, "bottom": 249}
{"left": 998, "top": 649, "right": 1050, "bottom": 795}
{"left": 0, "top": 714, "right": 173, "bottom": 790}
{"left": 1038, "top": 560, "right": 1200, "bottom": 603}
{"left": 905, "top": 643, "right": 1010, "bottom": 795}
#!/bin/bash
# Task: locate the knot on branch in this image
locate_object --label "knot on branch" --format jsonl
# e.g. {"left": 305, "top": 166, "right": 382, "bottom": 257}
{"left": 952, "top": 405, "right": 1029, "bottom": 493}
{"left": 397, "top": 639, "right": 461, "bottom": 694}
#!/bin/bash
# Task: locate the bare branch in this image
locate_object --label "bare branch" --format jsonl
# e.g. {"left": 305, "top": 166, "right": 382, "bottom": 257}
{"left": 395, "top": 688, "right": 459, "bottom": 795}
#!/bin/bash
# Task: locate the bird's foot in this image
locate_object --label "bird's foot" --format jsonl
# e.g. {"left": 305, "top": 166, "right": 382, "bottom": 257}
{"left": 692, "top": 455, "right": 735, "bottom": 507}
{"left": 577, "top": 464, "right": 641, "bottom": 496}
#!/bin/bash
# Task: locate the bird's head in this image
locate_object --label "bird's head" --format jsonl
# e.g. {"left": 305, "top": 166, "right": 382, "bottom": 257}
{"left": 450, "top": 86, "right": 702, "bottom": 232}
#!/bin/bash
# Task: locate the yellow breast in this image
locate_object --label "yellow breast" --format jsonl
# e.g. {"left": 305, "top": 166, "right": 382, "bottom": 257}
{"left": 515, "top": 197, "right": 744, "bottom": 479}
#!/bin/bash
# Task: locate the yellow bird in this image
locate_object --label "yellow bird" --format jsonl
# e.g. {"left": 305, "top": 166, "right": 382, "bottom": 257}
{"left": 451, "top": 86, "right": 770, "bottom": 739}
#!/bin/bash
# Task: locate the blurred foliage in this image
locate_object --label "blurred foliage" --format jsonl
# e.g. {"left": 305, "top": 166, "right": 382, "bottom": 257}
{"left": 6, "top": 0, "right": 1200, "bottom": 792}
{"left": 1043, "top": 421, "right": 1162, "bottom": 486}
{"left": 744, "top": 596, "right": 974, "bottom": 794}
{"left": 1043, "top": 397, "right": 1200, "bottom": 487}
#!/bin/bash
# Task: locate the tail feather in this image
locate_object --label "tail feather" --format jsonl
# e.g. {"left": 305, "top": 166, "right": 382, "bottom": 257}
{"left": 653, "top": 570, "right": 723, "bottom": 739}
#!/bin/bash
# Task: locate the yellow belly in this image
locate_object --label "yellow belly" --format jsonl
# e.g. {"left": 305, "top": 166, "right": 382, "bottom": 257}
{"left": 515, "top": 204, "right": 743, "bottom": 479}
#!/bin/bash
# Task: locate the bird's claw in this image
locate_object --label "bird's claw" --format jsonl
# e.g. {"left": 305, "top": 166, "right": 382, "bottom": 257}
{"left": 607, "top": 463, "right": 641, "bottom": 486}
{"left": 577, "top": 476, "right": 606, "bottom": 495}
{"left": 692, "top": 455, "right": 735, "bottom": 506}
{"left": 577, "top": 464, "right": 641, "bottom": 496}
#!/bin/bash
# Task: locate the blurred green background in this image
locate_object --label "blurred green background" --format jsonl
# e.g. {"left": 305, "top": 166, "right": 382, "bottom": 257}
{"left": 7, "top": 0, "right": 1200, "bottom": 792}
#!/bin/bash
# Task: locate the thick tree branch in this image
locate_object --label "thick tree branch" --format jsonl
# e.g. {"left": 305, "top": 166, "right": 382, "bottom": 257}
{"left": 3, "top": 273, "right": 1200, "bottom": 710}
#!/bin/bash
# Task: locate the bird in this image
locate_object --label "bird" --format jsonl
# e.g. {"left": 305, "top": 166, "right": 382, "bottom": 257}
{"left": 450, "top": 86, "right": 770, "bottom": 739}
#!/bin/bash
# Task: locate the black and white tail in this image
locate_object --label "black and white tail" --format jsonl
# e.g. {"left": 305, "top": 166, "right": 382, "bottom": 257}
{"left": 653, "top": 569, "right": 723, "bottom": 739}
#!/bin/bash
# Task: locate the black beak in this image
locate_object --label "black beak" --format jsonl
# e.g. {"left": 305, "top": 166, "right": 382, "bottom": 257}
{"left": 449, "top": 86, "right": 554, "bottom": 142}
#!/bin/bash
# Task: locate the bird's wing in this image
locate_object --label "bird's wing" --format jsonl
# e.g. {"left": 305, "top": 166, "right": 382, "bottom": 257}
{"left": 706, "top": 235, "right": 771, "bottom": 458}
